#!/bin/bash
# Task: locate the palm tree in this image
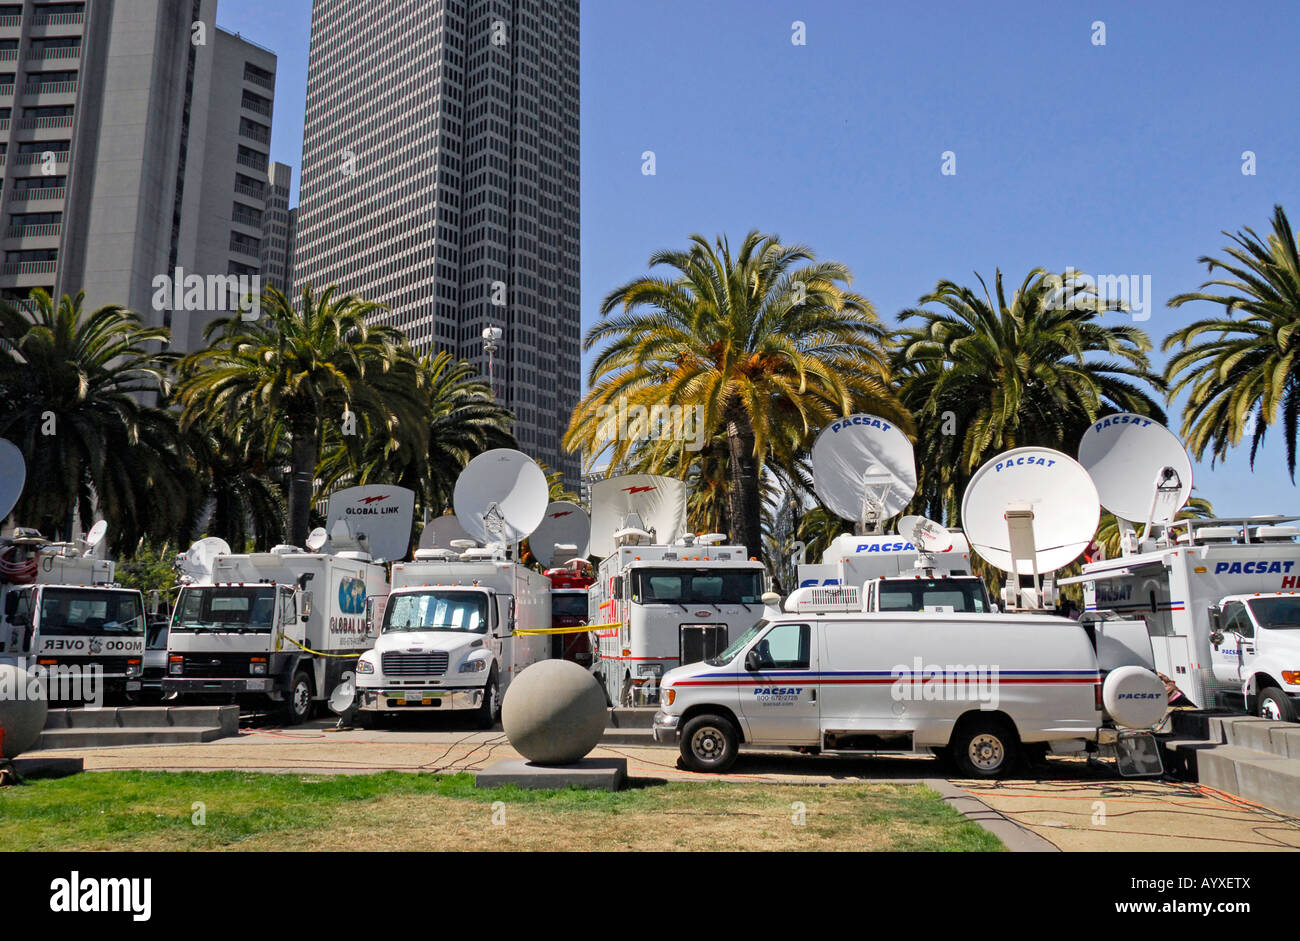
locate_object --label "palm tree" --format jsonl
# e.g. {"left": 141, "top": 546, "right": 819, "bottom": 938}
{"left": 0, "top": 290, "right": 184, "bottom": 549}
{"left": 1092, "top": 496, "right": 1214, "bottom": 560}
{"left": 565, "top": 231, "right": 905, "bottom": 561}
{"left": 176, "top": 285, "right": 422, "bottom": 546}
{"left": 318, "top": 350, "right": 516, "bottom": 515}
{"left": 892, "top": 269, "right": 1166, "bottom": 524}
{"left": 1164, "top": 205, "right": 1300, "bottom": 477}
{"left": 179, "top": 414, "right": 287, "bottom": 551}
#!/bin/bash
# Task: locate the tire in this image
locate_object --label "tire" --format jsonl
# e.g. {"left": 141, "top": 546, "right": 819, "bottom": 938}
{"left": 1258, "top": 687, "right": 1298, "bottom": 722}
{"left": 949, "top": 717, "right": 1019, "bottom": 778}
{"left": 678, "top": 714, "right": 740, "bottom": 773}
{"left": 476, "top": 670, "right": 500, "bottom": 729}
{"left": 357, "top": 711, "right": 379, "bottom": 731}
{"left": 283, "top": 670, "right": 314, "bottom": 725}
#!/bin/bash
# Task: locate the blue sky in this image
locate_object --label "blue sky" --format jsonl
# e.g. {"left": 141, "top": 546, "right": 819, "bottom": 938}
{"left": 217, "top": 0, "right": 1300, "bottom": 517}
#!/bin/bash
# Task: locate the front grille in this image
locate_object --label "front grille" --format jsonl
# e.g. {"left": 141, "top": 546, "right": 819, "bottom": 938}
{"left": 382, "top": 651, "right": 448, "bottom": 676}
{"left": 183, "top": 654, "right": 252, "bottom": 678}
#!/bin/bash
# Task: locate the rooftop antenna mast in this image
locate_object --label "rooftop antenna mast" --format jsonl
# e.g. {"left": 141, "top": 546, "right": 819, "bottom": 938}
{"left": 482, "top": 326, "right": 503, "bottom": 400}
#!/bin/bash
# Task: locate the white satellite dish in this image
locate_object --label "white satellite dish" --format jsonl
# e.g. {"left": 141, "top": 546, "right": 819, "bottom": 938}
{"left": 1077, "top": 414, "right": 1193, "bottom": 527}
{"left": 0, "top": 438, "right": 26, "bottom": 523}
{"left": 453, "top": 449, "right": 548, "bottom": 547}
{"left": 419, "top": 514, "right": 473, "bottom": 550}
{"left": 182, "top": 536, "right": 232, "bottom": 578}
{"left": 328, "top": 676, "right": 356, "bottom": 715}
{"left": 305, "top": 527, "right": 328, "bottom": 552}
{"left": 325, "top": 485, "right": 416, "bottom": 562}
{"left": 84, "top": 520, "right": 108, "bottom": 549}
{"left": 896, "top": 515, "right": 954, "bottom": 553}
{"left": 530, "top": 501, "right": 590, "bottom": 568}
{"left": 961, "top": 447, "right": 1100, "bottom": 577}
{"left": 811, "top": 415, "right": 916, "bottom": 533}
{"left": 589, "top": 475, "right": 688, "bottom": 558}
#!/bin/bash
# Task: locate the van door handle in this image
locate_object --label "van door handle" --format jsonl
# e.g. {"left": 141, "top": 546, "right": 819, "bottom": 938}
{"left": 810, "top": 689, "right": 816, "bottom": 702}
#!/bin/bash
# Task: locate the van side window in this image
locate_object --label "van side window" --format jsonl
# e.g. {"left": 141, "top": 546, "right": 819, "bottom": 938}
{"left": 753, "top": 623, "right": 810, "bottom": 670}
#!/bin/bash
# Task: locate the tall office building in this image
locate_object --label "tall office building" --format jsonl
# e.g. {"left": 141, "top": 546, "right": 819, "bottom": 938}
{"left": 294, "top": 0, "right": 581, "bottom": 485}
{"left": 260, "top": 161, "right": 293, "bottom": 292}
{"left": 0, "top": 0, "right": 279, "bottom": 352}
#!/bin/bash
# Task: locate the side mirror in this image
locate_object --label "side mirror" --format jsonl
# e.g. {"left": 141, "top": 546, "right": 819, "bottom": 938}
{"left": 745, "top": 648, "right": 761, "bottom": 672}
{"left": 147, "top": 590, "right": 161, "bottom": 617}
{"left": 3, "top": 593, "right": 17, "bottom": 618}
{"left": 1207, "top": 605, "right": 1222, "bottom": 633}
{"left": 365, "top": 597, "right": 376, "bottom": 636}
{"left": 300, "top": 590, "right": 314, "bottom": 622}
{"left": 613, "top": 575, "right": 624, "bottom": 599}
{"left": 1209, "top": 630, "right": 1224, "bottom": 648}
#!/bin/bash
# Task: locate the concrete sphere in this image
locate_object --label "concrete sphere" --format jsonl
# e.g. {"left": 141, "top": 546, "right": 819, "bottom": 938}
{"left": 501, "top": 659, "right": 607, "bottom": 765}
{"left": 0, "top": 663, "right": 48, "bottom": 758}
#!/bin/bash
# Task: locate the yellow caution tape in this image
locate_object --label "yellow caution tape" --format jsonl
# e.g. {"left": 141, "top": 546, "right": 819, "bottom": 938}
{"left": 276, "top": 634, "right": 363, "bottom": 658}
{"left": 513, "top": 622, "right": 620, "bottom": 636}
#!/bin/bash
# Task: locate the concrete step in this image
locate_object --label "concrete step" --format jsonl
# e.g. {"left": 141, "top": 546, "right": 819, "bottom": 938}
{"left": 599, "top": 728, "right": 660, "bottom": 747}
{"left": 606, "top": 707, "right": 656, "bottom": 729}
{"left": 34, "top": 725, "right": 229, "bottom": 750}
{"left": 43, "top": 705, "right": 238, "bottom": 734}
{"left": 1169, "top": 709, "right": 1300, "bottom": 759}
{"left": 1161, "top": 736, "right": 1300, "bottom": 817}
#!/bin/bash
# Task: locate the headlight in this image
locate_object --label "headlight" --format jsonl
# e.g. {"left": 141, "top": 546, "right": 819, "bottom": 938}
{"left": 1282, "top": 671, "right": 1300, "bottom": 685}
{"left": 250, "top": 660, "right": 267, "bottom": 675}
{"left": 459, "top": 655, "right": 489, "bottom": 674}
{"left": 663, "top": 688, "right": 675, "bottom": 706}
{"left": 169, "top": 657, "right": 183, "bottom": 675}
{"left": 355, "top": 660, "right": 374, "bottom": 675}
{"left": 127, "top": 660, "right": 142, "bottom": 677}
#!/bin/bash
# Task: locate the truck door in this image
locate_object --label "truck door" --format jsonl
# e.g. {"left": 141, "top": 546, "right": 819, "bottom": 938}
{"left": 1210, "top": 601, "right": 1252, "bottom": 684}
{"left": 737, "top": 622, "right": 819, "bottom": 745}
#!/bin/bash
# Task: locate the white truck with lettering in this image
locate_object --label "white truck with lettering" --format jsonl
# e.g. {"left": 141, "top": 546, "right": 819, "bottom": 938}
{"left": 164, "top": 546, "right": 389, "bottom": 723}
{"left": 0, "top": 534, "right": 147, "bottom": 699}
{"left": 1066, "top": 517, "right": 1300, "bottom": 721}
{"left": 653, "top": 585, "right": 1166, "bottom": 775}
{"left": 353, "top": 551, "right": 551, "bottom": 728}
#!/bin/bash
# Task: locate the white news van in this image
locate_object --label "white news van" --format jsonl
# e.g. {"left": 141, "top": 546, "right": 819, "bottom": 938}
{"left": 653, "top": 586, "right": 1166, "bottom": 775}
{"left": 164, "top": 548, "right": 389, "bottom": 723}
{"left": 796, "top": 532, "right": 993, "bottom": 614}
{"left": 353, "top": 550, "right": 551, "bottom": 727}
{"left": 1067, "top": 518, "right": 1300, "bottom": 721}
{"left": 0, "top": 536, "right": 147, "bottom": 698}
{"left": 591, "top": 535, "right": 768, "bottom": 706}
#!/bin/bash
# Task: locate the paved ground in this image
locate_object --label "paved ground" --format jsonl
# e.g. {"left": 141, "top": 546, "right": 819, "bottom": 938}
{"left": 32, "top": 715, "right": 1300, "bottom": 851}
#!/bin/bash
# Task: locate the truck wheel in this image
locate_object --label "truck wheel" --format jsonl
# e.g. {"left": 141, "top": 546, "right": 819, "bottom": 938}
{"left": 357, "top": 712, "right": 379, "bottom": 731}
{"left": 476, "top": 670, "right": 500, "bottom": 729}
{"left": 283, "top": 670, "right": 314, "bottom": 725}
{"left": 1258, "top": 687, "right": 1298, "bottom": 722}
{"left": 950, "top": 718, "right": 1019, "bottom": 778}
{"left": 679, "top": 714, "right": 739, "bottom": 773}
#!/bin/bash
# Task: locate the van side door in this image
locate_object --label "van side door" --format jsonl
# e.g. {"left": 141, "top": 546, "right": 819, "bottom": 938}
{"left": 736, "top": 621, "right": 819, "bottom": 745}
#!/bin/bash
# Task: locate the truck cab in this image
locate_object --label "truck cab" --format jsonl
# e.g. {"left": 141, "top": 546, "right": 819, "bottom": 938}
{"left": 1209, "top": 593, "right": 1300, "bottom": 721}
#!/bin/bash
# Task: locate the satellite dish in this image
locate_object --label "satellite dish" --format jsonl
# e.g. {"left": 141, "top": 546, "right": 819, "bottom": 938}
{"left": 325, "top": 485, "right": 416, "bottom": 562}
{"left": 896, "top": 515, "right": 953, "bottom": 553}
{"left": 305, "top": 527, "right": 328, "bottom": 552}
{"left": 589, "top": 475, "right": 688, "bottom": 558}
{"left": 0, "top": 438, "right": 26, "bottom": 523}
{"left": 182, "top": 536, "right": 232, "bottom": 578}
{"left": 419, "top": 514, "right": 473, "bottom": 550}
{"left": 810, "top": 415, "right": 916, "bottom": 532}
{"left": 84, "top": 520, "right": 108, "bottom": 549}
{"left": 328, "top": 676, "right": 356, "bottom": 715}
{"left": 529, "top": 501, "right": 590, "bottom": 568}
{"left": 453, "top": 449, "right": 548, "bottom": 546}
{"left": 961, "top": 447, "right": 1100, "bottom": 574}
{"left": 1077, "top": 414, "right": 1193, "bottom": 526}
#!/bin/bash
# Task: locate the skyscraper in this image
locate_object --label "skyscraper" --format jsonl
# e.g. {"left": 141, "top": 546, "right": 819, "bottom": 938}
{"left": 0, "top": 0, "right": 279, "bottom": 352}
{"left": 294, "top": 0, "right": 581, "bottom": 485}
{"left": 260, "top": 161, "right": 293, "bottom": 292}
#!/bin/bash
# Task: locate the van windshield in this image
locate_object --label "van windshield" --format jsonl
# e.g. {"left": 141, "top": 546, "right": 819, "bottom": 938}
{"left": 1249, "top": 597, "right": 1300, "bottom": 630}
{"left": 707, "top": 620, "right": 766, "bottom": 666}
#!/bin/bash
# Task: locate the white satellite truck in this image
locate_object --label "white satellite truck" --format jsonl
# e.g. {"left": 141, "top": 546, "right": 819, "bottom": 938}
{"left": 352, "top": 450, "right": 552, "bottom": 728}
{"left": 1060, "top": 414, "right": 1300, "bottom": 721}
{"left": 793, "top": 415, "right": 992, "bottom": 613}
{"left": 163, "top": 485, "right": 407, "bottom": 723}
{"left": 588, "top": 474, "right": 769, "bottom": 706}
{"left": 655, "top": 444, "right": 1170, "bottom": 776}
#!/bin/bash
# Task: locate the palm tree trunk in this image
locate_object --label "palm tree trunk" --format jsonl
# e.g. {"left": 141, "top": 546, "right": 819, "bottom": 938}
{"left": 286, "top": 417, "right": 318, "bottom": 547}
{"left": 725, "top": 409, "right": 762, "bottom": 562}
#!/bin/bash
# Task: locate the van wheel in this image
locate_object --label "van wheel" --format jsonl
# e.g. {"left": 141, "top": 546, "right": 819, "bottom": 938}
{"left": 283, "top": 671, "right": 313, "bottom": 725}
{"left": 950, "top": 718, "right": 1019, "bottom": 777}
{"left": 357, "top": 712, "right": 379, "bottom": 730}
{"left": 679, "top": 714, "right": 739, "bottom": 773}
{"left": 1258, "top": 687, "right": 1298, "bottom": 722}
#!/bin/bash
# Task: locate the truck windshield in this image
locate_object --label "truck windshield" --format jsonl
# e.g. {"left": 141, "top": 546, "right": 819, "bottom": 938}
{"left": 1249, "top": 597, "right": 1300, "bottom": 630}
{"left": 552, "top": 593, "right": 588, "bottom": 619}
{"left": 878, "top": 578, "right": 990, "bottom": 613}
{"left": 385, "top": 591, "right": 489, "bottom": 633}
{"left": 38, "top": 588, "right": 144, "bottom": 637}
{"left": 633, "top": 568, "right": 764, "bottom": 605}
{"left": 173, "top": 587, "right": 276, "bottom": 632}
{"left": 707, "top": 620, "right": 767, "bottom": 666}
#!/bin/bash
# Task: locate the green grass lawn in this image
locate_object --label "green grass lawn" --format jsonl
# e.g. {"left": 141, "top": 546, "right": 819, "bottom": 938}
{"left": 0, "top": 771, "right": 1003, "bottom": 851}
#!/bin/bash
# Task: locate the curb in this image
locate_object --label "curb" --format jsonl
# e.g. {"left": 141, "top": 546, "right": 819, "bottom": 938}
{"left": 925, "top": 778, "right": 1060, "bottom": 852}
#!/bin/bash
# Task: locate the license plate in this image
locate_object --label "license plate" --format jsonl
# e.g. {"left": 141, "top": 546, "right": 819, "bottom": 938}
{"left": 126, "top": 681, "right": 141, "bottom": 691}
{"left": 404, "top": 691, "right": 431, "bottom": 704}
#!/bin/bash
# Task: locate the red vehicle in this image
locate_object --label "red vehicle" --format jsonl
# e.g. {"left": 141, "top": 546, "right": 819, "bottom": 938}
{"left": 545, "top": 561, "right": 594, "bottom": 664}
